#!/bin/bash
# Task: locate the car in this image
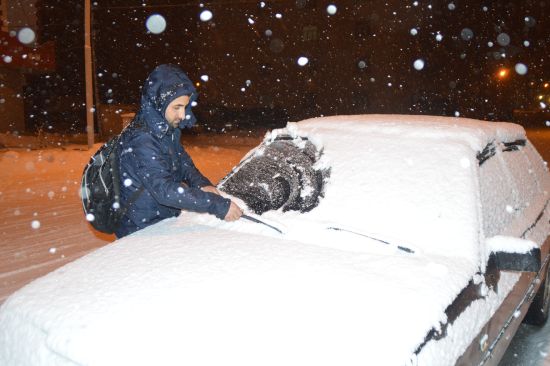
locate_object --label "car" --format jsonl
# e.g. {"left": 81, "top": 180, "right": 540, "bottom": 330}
{"left": 0, "top": 114, "right": 549, "bottom": 366}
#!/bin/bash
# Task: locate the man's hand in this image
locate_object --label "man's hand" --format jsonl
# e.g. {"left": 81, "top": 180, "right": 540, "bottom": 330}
{"left": 201, "top": 185, "right": 222, "bottom": 195}
{"left": 200, "top": 186, "right": 242, "bottom": 221}
{"left": 224, "top": 201, "right": 243, "bottom": 221}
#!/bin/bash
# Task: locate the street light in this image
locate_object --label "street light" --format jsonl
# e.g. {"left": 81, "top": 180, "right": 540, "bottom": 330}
{"left": 497, "top": 68, "right": 509, "bottom": 80}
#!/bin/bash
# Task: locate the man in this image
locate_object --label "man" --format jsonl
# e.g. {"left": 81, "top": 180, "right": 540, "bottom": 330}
{"left": 115, "top": 64, "right": 242, "bottom": 238}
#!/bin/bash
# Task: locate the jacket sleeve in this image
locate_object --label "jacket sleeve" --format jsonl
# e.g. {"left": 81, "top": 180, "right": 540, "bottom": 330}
{"left": 179, "top": 145, "right": 213, "bottom": 188}
{"left": 129, "top": 134, "right": 230, "bottom": 219}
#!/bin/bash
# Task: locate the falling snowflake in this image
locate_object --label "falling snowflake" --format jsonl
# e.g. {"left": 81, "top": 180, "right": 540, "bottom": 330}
{"left": 460, "top": 28, "right": 474, "bottom": 41}
{"left": 297, "top": 56, "right": 309, "bottom": 66}
{"left": 146, "top": 14, "right": 166, "bottom": 34}
{"left": 17, "top": 27, "right": 36, "bottom": 44}
{"left": 413, "top": 59, "right": 425, "bottom": 70}
{"left": 496, "top": 33, "right": 510, "bottom": 46}
{"left": 514, "top": 63, "right": 528, "bottom": 75}
{"left": 200, "top": 10, "right": 213, "bottom": 22}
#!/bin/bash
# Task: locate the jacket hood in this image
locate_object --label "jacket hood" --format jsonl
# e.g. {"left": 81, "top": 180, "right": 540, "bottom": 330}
{"left": 137, "top": 64, "right": 198, "bottom": 137}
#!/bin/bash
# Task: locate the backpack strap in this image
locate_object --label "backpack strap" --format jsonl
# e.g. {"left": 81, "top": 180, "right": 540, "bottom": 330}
{"left": 112, "top": 124, "right": 145, "bottom": 227}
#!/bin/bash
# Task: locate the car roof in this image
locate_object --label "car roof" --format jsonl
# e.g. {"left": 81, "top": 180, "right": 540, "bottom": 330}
{"left": 291, "top": 114, "right": 525, "bottom": 150}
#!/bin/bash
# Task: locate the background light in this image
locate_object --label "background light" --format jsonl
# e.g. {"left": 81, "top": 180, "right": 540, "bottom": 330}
{"left": 497, "top": 68, "right": 509, "bottom": 79}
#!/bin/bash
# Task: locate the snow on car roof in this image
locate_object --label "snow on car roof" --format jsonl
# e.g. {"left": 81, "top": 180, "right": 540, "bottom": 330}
{"left": 292, "top": 114, "right": 525, "bottom": 149}
{"left": 0, "top": 115, "right": 532, "bottom": 366}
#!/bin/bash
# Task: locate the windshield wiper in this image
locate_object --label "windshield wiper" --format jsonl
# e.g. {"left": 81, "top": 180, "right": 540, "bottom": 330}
{"left": 327, "top": 227, "right": 415, "bottom": 254}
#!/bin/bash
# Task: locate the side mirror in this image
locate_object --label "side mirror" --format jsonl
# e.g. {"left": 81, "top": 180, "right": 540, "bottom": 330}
{"left": 486, "top": 236, "right": 541, "bottom": 272}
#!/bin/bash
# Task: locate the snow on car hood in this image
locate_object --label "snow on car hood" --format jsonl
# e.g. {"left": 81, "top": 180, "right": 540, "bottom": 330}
{"left": 0, "top": 115, "right": 532, "bottom": 366}
{"left": 0, "top": 216, "right": 490, "bottom": 366}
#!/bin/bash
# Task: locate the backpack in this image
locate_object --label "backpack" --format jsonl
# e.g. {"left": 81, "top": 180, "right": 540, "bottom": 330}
{"left": 80, "top": 134, "right": 142, "bottom": 234}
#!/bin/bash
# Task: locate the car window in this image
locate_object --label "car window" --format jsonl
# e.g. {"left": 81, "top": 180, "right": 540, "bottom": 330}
{"left": 523, "top": 141, "right": 549, "bottom": 193}
{"left": 480, "top": 138, "right": 547, "bottom": 238}
{"left": 479, "top": 142, "right": 517, "bottom": 238}
{"left": 501, "top": 140, "right": 536, "bottom": 210}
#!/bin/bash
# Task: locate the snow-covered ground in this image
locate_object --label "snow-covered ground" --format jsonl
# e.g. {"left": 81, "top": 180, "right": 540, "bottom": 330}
{"left": 0, "top": 125, "right": 549, "bottom": 365}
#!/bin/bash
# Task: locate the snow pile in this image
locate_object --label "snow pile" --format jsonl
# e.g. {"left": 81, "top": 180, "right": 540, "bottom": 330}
{"left": 0, "top": 115, "right": 547, "bottom": 366}
{"left": 486, "top": 235, "right": 537, "bottom": 254}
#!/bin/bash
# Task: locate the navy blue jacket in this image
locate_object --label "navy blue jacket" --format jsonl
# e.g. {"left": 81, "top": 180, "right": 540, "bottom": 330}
{"left": 115, "top": 64, "right": 230, "bottom": 238}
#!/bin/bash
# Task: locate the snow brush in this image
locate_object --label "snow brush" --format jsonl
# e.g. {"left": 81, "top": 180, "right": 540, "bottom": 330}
{"left": 241, "top": 214, "right": 284, "bottom": 234}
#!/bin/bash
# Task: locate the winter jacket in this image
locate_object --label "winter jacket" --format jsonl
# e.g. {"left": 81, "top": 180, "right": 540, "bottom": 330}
{"left": 115, "top": 64, "right": 230, "bottom": 238}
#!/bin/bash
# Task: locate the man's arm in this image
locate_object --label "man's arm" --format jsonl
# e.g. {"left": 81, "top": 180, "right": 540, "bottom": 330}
{"left": 178, "top": 145, "right": 243, "bottom": 220}
{"left": 128, "top": 134, "right": 230, "bottom": 219}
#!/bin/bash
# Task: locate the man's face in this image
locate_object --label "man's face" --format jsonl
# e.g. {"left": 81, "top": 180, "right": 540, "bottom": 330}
{"left": 164, "top": 95, "right": 191, "bottom": 128}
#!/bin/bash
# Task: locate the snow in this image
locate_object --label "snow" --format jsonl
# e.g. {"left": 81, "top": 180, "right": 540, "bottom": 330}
{"left": 515, "top": 63, "right": 528, "bottom": 75}
{"left": 199, "top": 10, "right": 213, "bottom": 22}
{"left": 417, "top": 271, "right": 521, "bottom": 365}
{"left": 145, "top": 14, "right": 167, "bottom": 34}
{"left": 17, "top": 27, "right": 36, "bottom": 44}
{"left": 297, "top": 56, "right": 309, "bottom": 66}
{"left": 0, "top": 115, "right": 548, "bottom": 366}
{"left": 414, "top": 59, "right": 425, "bottom": 70}
{"left": 486, "top": 236, "right": 537, "bottom": 254}
{"left": 266, "top": 115, "right": 523, "bottom": 265}
{"left": 326, "top": 5, "right": 337, "bottom": 15}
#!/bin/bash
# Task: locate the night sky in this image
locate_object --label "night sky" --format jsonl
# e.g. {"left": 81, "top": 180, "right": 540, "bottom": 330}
{"left": 21, "top": 0, "right": 550, "bottom": 133}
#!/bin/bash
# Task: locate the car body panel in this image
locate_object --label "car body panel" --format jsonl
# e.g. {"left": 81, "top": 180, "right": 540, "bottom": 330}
{"left": 456, "top": 236, "right": 550, "bottom": 365}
